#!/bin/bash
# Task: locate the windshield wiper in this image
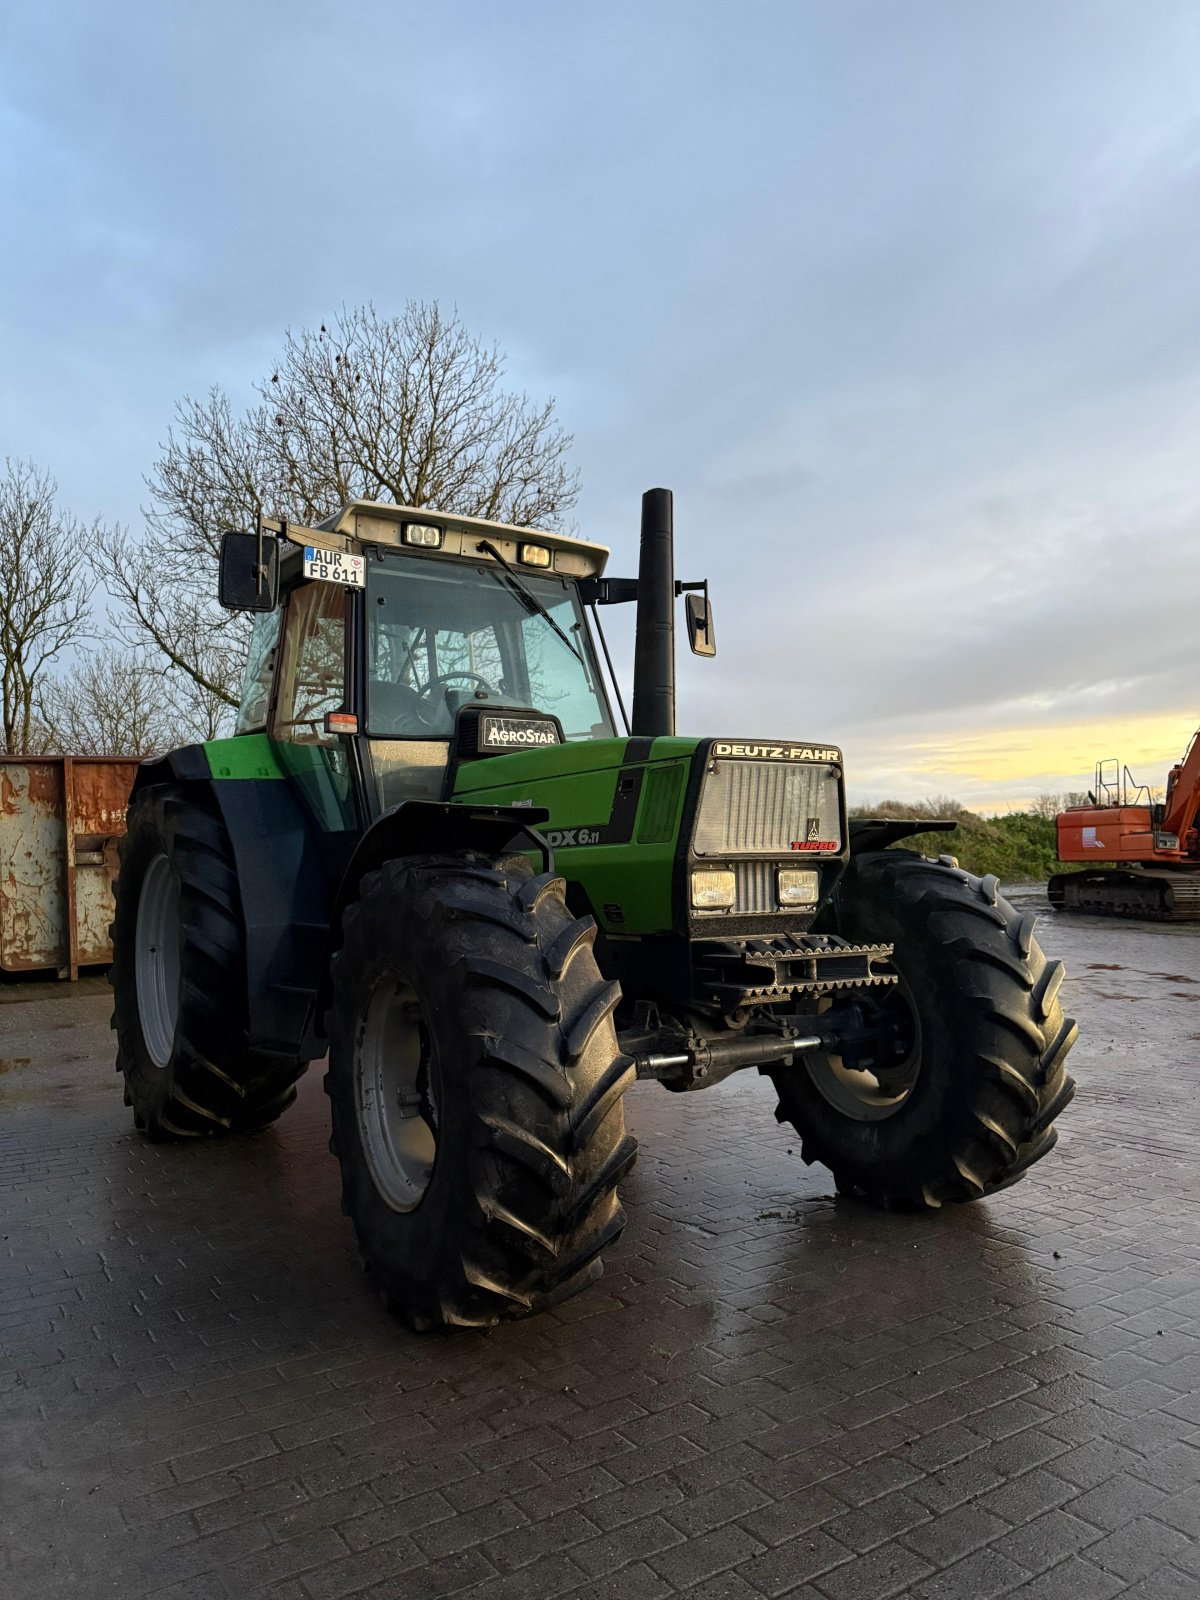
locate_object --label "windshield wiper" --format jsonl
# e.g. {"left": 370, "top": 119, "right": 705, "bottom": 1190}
{"left": 476, "top": 539, "right": 584, "bottom": 666}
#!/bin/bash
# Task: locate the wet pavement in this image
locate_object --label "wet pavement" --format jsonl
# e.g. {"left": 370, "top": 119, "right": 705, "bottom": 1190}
{"left": 2, "top": 892, "right": 1199, "bottom": 1600}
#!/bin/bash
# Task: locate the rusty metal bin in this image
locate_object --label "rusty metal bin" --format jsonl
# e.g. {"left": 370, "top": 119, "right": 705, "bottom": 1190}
{"left": 0, "top": 756, "right": 140, "bottom": 978}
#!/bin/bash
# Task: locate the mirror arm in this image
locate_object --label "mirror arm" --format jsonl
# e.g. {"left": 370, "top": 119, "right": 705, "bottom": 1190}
{"left": 255, "top": 513, "right": 288, "bottom": 600}
{"left": 578, "top": 577, "right": 639, "bottom": 606}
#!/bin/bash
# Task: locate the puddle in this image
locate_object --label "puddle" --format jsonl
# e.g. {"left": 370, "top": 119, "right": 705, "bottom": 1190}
{"left": 1086, "top": 963, "right": 1198, "bottom": 984}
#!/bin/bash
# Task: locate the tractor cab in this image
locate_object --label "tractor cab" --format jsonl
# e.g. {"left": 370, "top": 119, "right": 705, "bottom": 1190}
{"left": 224, "top": 503, "right": 621, "bottom": 822}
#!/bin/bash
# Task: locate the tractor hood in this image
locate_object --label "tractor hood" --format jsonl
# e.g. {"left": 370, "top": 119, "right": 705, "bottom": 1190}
{"left": 452, "top": 736, "right": 700, "bottom": 790}
{"left": 452, "top": 735, "right": 699, "bottom": 933}
{"left": 451, "top": 734, "right": 847, "bottom": 939}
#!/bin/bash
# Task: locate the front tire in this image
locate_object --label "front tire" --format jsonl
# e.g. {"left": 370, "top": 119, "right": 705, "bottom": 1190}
{"left": 326, "top": 854, "right": 637, "bottom": 1330}
{"left": 771, "top": 851, "right": 1077, "bottom": 1208}
{"left": 110, "top": 786, "right": 307, "bottom": 1138}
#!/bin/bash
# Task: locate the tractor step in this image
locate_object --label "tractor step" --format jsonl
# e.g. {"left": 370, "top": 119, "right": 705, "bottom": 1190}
{"left": 694, "top": 934, "right": 896, "bottom": 1010}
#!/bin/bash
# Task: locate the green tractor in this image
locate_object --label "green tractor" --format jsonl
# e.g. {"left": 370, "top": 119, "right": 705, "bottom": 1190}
{"left": 111, "top": 489, "right": 1077, "bottom": 1330}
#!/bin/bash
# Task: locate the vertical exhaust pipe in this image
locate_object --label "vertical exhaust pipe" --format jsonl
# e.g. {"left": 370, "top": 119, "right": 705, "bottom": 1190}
{"left": 631, "top": 487, "right": 676, "bottom": 737}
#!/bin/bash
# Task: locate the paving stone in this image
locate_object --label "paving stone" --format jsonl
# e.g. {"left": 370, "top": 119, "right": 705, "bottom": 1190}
{"left": 6, "top": 919, "right": 1200, "bottom": 1600}
{"left": 913, "top": 1545, "right": 1031, "bottom": 1599}
{"left": 901, "top": 1501, "right": 1009, "bottom": 1566}
{"left": 1006, "top": 1555, "right": 1125, "bottom": 1600}
{"left": 1121, "top": 1567, "right": 1200, "bottom": 1600}
{"left": 413, "top": 1495, "right": 529, "bottom": 1560}
{"left": 1063, "top": 1471, "right": 1168, "bottom": 1531}
{"left": 581, "top": 1472, "right": 687, "bottom": 1533}
{"left": 1129, "top": 1442, "right": 1200, "bottom": 1495}
{"left": 1085, "top": 1515, "right": 1195, "bottom": 1582}
{"left": 813, "top": 1538, "right": 934, "bottom": 1599}
{"left": 569, "top": 1511, "right": 685, "bottom": 1578}
{"left": 737, "top": 1484, "right": 846, "bottom": 1547}
{"left": 974, "top": 1466, "right": 1076, "bottom": 1526}
{"left": 1154, "top": 1481, "right": 1200, "bottom": 1537}
{"left": 987, "top": 1508, "right": 1102, "bottom": 1574}
{"left": 731, "top": 1528, "right": 854, "bottom": 1595}
{"left": 647, "top": 1522, "right": 766, "bottom": 1588}
{"left": 822, "top": 1487, "right": 932, "bottom": 1553}
{"left": 559, "top": 1561, "right": 674, "bottom": 1600}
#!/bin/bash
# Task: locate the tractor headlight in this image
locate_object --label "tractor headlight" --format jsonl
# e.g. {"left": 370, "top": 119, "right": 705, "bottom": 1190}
{"left": 403, "top": 522, "right": 443, "bottom": 548}
{"left": 519, "top": 543, "right": 552, "bottom": 568}
{"left": 777, "top": 868, "right": 820, "bottom": 907}
{"left": 691, "top": 869, "right": 736, "bottom": 910}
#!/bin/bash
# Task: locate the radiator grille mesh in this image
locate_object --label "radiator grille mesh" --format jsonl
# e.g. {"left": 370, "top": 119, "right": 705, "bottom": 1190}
{"left": 694, "top": 759, "right": 842, "bottom": 857}
{"left": 732, "top": 860, "right": 777, "bottom": 913}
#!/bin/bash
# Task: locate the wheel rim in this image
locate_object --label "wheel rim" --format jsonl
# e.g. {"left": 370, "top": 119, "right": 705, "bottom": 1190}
{"left": 356, "top": 972, "right": 438, "bottom": 1212}
{"left": 805, "top": 981, "right": 922, "bottom": 1123}
{"left": 135, "top": 852, "right": 181, "bottom": 1069}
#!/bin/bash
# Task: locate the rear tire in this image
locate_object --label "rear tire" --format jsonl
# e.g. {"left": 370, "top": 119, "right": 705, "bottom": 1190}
{"left": 326, "top": 853, "right": 636, "bottom": 1330}
{"left": 771, "top": 851, "right": 1077, "bottom": 1208}
{"left": 110, "top": 786, "right": 306, "bottom": 1139}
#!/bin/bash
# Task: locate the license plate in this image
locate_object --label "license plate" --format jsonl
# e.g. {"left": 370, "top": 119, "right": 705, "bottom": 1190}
{"left": 303, "top": 546, "right": 365, "bottom": 587}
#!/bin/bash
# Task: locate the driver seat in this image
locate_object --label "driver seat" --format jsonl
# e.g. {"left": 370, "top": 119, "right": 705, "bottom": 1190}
{"left": 369, "top": 678, "right": 428, "bottom": 735}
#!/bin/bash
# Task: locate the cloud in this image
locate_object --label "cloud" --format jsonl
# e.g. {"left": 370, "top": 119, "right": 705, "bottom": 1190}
{"left": 2, "top": 1, "right": 1200, "bottom": 806}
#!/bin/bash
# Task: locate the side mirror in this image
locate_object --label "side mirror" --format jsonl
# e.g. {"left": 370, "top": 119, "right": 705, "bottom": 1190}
{"left": 685, "top": 591, "right": 716, "bottom": 657}
{"left": 219, "top": 531, "right": 279, "bottom": 612}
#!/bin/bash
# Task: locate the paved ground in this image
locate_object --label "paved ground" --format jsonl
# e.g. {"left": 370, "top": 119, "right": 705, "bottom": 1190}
{"left": 2, "top": 892, "right": 1199, "bottom": 1600}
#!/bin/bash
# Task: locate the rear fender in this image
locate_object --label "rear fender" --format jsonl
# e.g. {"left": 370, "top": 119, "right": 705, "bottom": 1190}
{"left": 129, "top": 746, "right": 212, "bottom": 796}
{"left": 130, "top": 748, "right": 333, "bottom": 1061}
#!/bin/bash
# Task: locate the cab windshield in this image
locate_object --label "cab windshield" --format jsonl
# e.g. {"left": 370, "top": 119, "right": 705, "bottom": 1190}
{"left": 367, "top": 555, "right": 616, "bottom": 740}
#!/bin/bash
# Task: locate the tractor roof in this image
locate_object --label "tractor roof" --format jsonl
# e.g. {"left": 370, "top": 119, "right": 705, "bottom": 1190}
{"left": 306, "top": 499, "right": 610, "bottom": 580}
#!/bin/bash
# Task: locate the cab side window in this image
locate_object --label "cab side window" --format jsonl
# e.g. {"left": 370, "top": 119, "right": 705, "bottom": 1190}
{"left": 270, "top": 581, "right": 355, "bottom": 832}
{"left": 272, "top": 582, "right": 347, "bottom": 744}
{"left": 234, "top": 609, "right": 282, "bottom": 734}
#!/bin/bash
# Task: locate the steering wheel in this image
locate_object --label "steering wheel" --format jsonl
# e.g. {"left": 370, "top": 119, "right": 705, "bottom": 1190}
{"left": 415, "top": 671, "right": 493, "bottom": 699}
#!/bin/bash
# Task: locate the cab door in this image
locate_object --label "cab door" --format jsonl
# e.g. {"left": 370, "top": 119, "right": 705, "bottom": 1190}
{"left": 270, "top": 580, "right": 361, "bottom": 836}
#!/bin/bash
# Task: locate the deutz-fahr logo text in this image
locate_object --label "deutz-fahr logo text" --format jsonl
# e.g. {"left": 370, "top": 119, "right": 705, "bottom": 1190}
{"left": 482, "top": 717, "right": 560, "bottom": 748}
{"left": 714, "top": 741, "right": 840, "bottom": 764}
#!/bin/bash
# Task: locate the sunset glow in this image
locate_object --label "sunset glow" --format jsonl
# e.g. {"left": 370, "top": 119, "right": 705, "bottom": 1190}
{"left": 846, "top": 710, "right": 1196, "bottom": 813}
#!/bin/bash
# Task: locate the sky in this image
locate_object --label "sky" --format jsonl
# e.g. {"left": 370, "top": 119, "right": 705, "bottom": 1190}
{"left": 2, "top": 0, "right": 1199, "bottom": 809}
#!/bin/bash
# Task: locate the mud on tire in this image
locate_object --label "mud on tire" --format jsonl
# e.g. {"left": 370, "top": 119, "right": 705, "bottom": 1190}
{"left": 325, "top": 853, "right": 637, "bottom": 1331}
{"left": 772, "top": 850, "right": 1078, "bottom": 1208}
{"left": 110, "top": 785, "right": 306, "bottom": 1138}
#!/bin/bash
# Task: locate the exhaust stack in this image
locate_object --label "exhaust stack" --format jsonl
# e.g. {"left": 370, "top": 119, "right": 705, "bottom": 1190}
{"left": 631, "top": 487, "right": 676, "bottom": 738}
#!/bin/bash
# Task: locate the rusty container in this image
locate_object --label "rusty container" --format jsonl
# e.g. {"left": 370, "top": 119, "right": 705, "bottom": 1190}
{"left": 0, "top": 756, "right": 141, "bottom": 979}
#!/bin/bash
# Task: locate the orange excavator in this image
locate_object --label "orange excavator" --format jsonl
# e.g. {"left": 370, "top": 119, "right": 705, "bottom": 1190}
{"left": 1049, "top": 723, "right": 1200, "bottom": 919}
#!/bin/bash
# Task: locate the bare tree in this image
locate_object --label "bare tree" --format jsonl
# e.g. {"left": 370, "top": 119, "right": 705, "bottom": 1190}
{"left": 0, "top": 459, "right": 93, "bottom": 754}
{"left": 1030, "top": 793, "right": 1063, "bottom": 821}
{"left": 93, "top": 302, "right": 579, "bottom": 711}
{"left": 37, "top": 649, "right": 176, "bottom": 756}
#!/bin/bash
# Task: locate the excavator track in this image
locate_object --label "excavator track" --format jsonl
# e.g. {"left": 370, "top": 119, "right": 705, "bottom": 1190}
{"left": 1048, "top": 868, "right": 1200, "bottom": 921}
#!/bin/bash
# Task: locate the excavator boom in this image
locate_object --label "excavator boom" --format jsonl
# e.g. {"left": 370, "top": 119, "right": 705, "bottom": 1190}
{"left": 1163, "top": 727, "right": 1200, "bottom": 845}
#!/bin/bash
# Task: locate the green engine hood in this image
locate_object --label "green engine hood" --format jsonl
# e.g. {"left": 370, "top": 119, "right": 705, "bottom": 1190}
{"left": 452, "top": 735, "right": 702, "bottom": 934}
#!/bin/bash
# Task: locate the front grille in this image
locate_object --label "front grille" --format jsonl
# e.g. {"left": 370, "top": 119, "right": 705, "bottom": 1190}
{"left": 733, "top": 861, "right": 777, "bottom": 913}
{"left": 693, "top": 758, "right": 842, "bottom": 857}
